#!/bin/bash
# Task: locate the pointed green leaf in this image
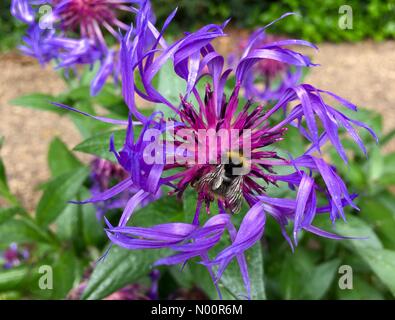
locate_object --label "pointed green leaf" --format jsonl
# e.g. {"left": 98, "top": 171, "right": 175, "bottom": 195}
{"left": 73, "top": 130, "right": 126, "bottom": 161}
{"left": 0, "top": 158, "right": 18, "bottom": 205}
{"left": 81, "top": 246, "right": 162, "bottom": 300}
{"left": 358, "top": 247, "right": 395, "bottom": 297}
{"left": 0, "top": 217, "right": 53, "bottom": 245}
{"left": 220, "top": 243, "right": 266, "bottom": 300}
{"left": 304, "top": 258, "right": 341, "bottom": 299}
{"left": 36, "top": 167, "right": 89, "bottom": 226}
{"left": 0, "top": 267, "right": 30, "bottom": 292}
{"left": 332, "top": 215, "right": 383, "bottom": 250}
{"left": 48, "top": 137, "right": 82, "bottom": 177}
{"left": 0, "top": 207, "right": 22, "bottom": 225}
{"left": 10, "top": 93, "right": 64, "bottom": 113}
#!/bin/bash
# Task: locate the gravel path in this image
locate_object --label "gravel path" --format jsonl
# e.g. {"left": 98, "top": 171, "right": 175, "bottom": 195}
{"left": 0, "top": 53, "right": 80, "bottom": 210}
{"left": 1, "top": 40, "right": 394, "bottom": 210}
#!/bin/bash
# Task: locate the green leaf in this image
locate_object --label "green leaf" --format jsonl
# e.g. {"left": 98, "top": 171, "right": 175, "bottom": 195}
{"left": 368, "top": 145, "right": 384, "bottom": 184}
{"left": 336, "top": 275, "right": 384, "bottom": 300}
{"left": 80, "top": 62, "right": 100, "bottom": 87}
{"left": 82, "top": 246, "right": 162, "bottom": 300}
{"left": 173, "top": 243, "right": 265, "bottom": 300}
{"left": 94, "top": 86, "right": 128, "bottom": 118}
{"left": 303, "top": 259, "right": 341, "bottom": 299}
{"left": 131, "top": 195, "right": 184, "bottom": 227}
{"left": 0, "top": 291, "right": 23, "bottom": 300}
{"left": 170, "top": 261, "right": 221, "bottom": 300}
{"left": 220, "top": 243, "right": 266, "bottom": 300}
{"left": 333, "top": 215, "right": 395, "bottom": 297}
{"left": 0, "top": 217, "right": 53, "bottom": 245}
{"left": 56, "top": 187, "right": 105, "bottom": 249}
{"left": 155, "top": 61, "right": 185, "bottom": 118}
{"left": 68, "top": 100, "right": 111, "bottom": 139}
{"left": 66, "top": 85, "right": 91, "bottom": 102}
{"left": 81, "top": 199, "right": 106, "bottom": 247}
{"left": 331, "top": 215, "right": 383, "bottom": 250}
{"left": 378, "top": 153, "right": 395, "bottom": 186}
{"left": 36, "top": 167, "right": 89, "bottom": 226}
{"left": 0, "top": 157, "right": 7, "bottom": 186}
{"left": 0, "top": 267, "right": 29, "bottom": 292}
{"left": 381, "top": 129, "right": 395, "bottom": 146}
{"left": 48, "top": 137, "right": 82, "bottom": 177}
{"left": 51, "top": 251, "right": 83, "bottom": 299}
{"left": 56, "top": 204, "right": 85, "bottom": 253}
{"left": 359, "top": 196, "right": 395, "bottom": 248}
{"left": 358, "top": 248, "right": 395, "bottom": 297}
{"left": 28, "top": 251, "right": 83, "bottom": 299}
{"left": 0, "top": 207, "right": 21, "bottom": 225}
{"left": 10, "top": 93, "right": 64, "bottom": 113}
{"left": 0, "top": 158, "right": 18, "bottom": 205}
{"left": 278, "top": 248, "right": 316, "bottom": 299}
{"left": 379, "top": 174, "right": 395, "bottom": 187}
{"left": 73, "top": 130, "right": 126, "bottom": 161}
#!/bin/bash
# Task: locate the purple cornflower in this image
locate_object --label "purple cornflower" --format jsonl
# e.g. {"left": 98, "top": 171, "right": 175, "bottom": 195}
{"left": 1, "top": 243, "right": 30, "bottom": 269}
{"left": 230, "top": 32, "right": 304, "bottom": 102}
{"left": 54, "top": 0, "right": 134, "bottom": 46}
{"left": 11, "top": 0, "right": 153, "bottom": 95}
{"left": 56, "top": 2, "right": 377, "bottom": 299}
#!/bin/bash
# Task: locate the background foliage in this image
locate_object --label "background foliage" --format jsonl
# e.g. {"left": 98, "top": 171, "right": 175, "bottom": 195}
{"left": 0, "top": 0, "right": 25, "bottom": 51}
{"left": 151, "top": 0, "right": 395, "bottom": 42}
{"left": 1, "top": 0, "right": 395, "bottom": 52}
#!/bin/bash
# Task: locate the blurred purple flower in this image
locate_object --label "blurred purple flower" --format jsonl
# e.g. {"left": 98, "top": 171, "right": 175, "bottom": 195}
{"left": 11, "top": 0, "right": 154, "bottom": 95}
{"left": 1, "top": 243, "right": 30, "bottom": 269}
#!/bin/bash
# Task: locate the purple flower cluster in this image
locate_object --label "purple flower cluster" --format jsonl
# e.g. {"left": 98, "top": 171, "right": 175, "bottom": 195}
{"left": 11, "top": 0, "right": 154, "bottom": 95}
{"left": 1, "top": 243, "right": 30, "bottom": 269}
{"left": 52, "top": 2, "right": 377, "bottom": 299}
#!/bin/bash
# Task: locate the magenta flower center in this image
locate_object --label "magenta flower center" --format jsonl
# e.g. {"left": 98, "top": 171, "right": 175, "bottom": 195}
{"left": 56, "top": 0, "right": 130, "bottom": 43}
{"left": 165, "top": 84, "right": 286, "bottom": 214}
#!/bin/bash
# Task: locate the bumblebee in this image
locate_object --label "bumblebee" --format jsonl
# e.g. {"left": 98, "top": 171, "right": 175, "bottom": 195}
{"left": 193, "top": 152, "right": 249, "bottom": 213}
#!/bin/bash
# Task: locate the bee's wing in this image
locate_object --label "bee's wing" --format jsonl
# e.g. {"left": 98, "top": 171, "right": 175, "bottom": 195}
{"left": 211, "top": 166, "right": 225, "bottom": 190}
{"left": 195, "top": 165, "right": 224, "bottom": 192}
{"left": 225, "top": 176, "right": 243, "bottom": 213}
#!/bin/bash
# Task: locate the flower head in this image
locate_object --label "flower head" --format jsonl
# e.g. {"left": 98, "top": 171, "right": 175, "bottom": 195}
{"left": 166, "top": 83, "right": 287, "bottom": 221}
{"left": 57, "top": 3, "right": 377, "bottom": 299}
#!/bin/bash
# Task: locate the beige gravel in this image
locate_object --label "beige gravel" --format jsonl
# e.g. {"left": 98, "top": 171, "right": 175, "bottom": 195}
{"left": 305, "top": 41, "right": 395, "bottom": 140}
{"left": 1, "top": 40, "right": 395, "bottom": 210}
{"left": 0, "top": 53, "right": 80, "bottom": 210}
